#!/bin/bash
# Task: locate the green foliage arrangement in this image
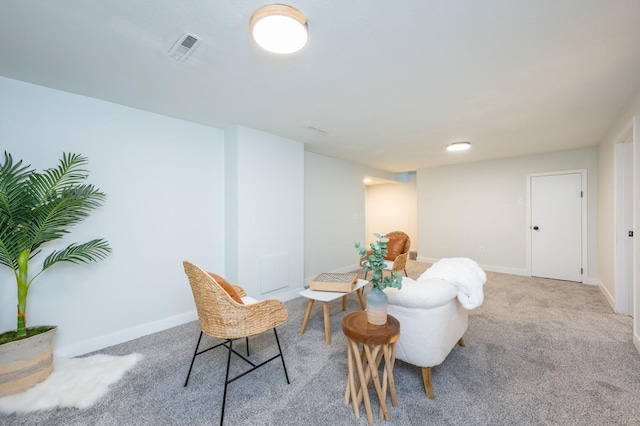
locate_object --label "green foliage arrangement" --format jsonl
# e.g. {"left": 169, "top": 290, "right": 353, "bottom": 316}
{"left": 0, "top": 152, "right": 111, "bottom": 340}
{"left": 355, "top": 233, "right": 403, "bottom": 291}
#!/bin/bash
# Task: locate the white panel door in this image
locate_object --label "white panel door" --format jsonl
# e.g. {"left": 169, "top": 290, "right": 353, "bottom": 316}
{"left": 616, "top": 140, "right": 634, "bottom": 314}
{"left": 530, "top": 173, "right": 583, "bottom": 282}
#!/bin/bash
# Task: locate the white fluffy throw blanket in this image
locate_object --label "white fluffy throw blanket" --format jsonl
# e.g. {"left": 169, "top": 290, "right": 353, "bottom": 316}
{"left": 0, "top": 353, "right": 143, "bottom": 414}
{"left": 419, "top": 258, "right": 487, "bottom": 309}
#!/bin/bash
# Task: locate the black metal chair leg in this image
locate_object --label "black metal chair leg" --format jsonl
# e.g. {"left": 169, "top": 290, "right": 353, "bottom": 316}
{"left": 220, "top": 339, "right": 234, "bottom": 426}
{"left": 184, "top": 331, "right": 204, "bottom": 387}
{"left": 273, "top": 329, "right": 290, "bottom": 384}
{"left": 187, "top": 330, "right": 288, "bottom": 426}
{"left": 404, "top": 268, "right": 408, "bottom": 277}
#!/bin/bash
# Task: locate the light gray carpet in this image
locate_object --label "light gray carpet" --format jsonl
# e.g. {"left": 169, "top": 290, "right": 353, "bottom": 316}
{"left": 3, "top": 261, "right": 640, "bottom": 425}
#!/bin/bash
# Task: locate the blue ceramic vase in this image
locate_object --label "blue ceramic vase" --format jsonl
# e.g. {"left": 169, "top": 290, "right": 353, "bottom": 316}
{"left": 365, "top": 286, "right": 388, "bottom": 325}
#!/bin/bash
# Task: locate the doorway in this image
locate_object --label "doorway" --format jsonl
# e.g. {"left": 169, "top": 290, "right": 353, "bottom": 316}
{"left": 529, "top": 171, "right": 586, "bottom": 282}
{"left": 364, "top": 173, "right": 418, "bottom": 254}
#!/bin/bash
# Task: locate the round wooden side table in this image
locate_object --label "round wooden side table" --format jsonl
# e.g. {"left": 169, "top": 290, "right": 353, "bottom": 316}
{"left": 342, "top": 311, "right": 400, "bottom": 425}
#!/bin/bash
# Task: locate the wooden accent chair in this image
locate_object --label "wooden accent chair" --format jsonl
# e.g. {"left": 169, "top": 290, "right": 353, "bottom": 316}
{"left": 361, "top": 231, "right": 411, "bottom": 279}
{"left": 182, "top": 261, "right": 290, "bottom": 426}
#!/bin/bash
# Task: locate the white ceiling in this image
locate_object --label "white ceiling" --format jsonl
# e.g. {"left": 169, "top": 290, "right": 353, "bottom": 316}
{"left": 2, "top": 1, "right": 639, "bottom": 172}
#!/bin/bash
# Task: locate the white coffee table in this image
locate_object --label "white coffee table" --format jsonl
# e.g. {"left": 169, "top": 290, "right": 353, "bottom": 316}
{"left": 299, "top": 279, "right": 368, "bottom": 345}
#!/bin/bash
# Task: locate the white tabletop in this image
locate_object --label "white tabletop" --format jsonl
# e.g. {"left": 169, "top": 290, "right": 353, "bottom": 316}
{"left": 299, "top": 279, "right": 369, "bottom": 302}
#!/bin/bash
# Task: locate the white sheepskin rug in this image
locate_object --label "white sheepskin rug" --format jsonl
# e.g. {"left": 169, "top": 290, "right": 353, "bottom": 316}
{"left": 0, "top": 353, "right": 143, "bottom": 414}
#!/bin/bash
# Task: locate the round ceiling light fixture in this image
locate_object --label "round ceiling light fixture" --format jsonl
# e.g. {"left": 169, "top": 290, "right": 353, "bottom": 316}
{"left": 250, "top": 4, "right": 309, "bottom": 54}
{"left": 446, "top": 141, "right": 472, "bottom": 152}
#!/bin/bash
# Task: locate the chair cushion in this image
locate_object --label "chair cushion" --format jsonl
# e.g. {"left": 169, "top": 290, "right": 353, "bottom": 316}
{"left": 241, "top": 296, "right": 259, "bottom": 305}
{"left": 385, "top": 236, "right": 407, "bottom": 260}
{"left": 207, "top": 272, "right": 244, "bottom": 304}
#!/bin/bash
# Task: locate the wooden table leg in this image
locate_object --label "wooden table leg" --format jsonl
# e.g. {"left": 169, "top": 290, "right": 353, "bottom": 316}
{"left": 387, "top": 342, "right": 398, "bottom": 407}
{"left": 350, "top": 339, "right": 374, "bottom": 425}
{"left": 344, "top": 340, "right": 352, "bottom": 404}
{"left": 323, "top": 302, "right": 331, "bottom": 345}
{"left": 299, "top": 299, "right": 314, "bottom": 335}
{"left": 342, "top": 295, "right": 347, "bottom": 311}
{"left": 378, "top": 342, "right": 398, "bottom": 419}
{"left": 356, "top": 288, "right": 366, "bottom": 310}
{"left": 355, "top": 345, "right": 382, "bottom": 408}
{"left": 380, "top": 346, "right": 389, "bottom": 420}
{"left": 344, "top": 339, "right": 360, "bottom": 419}
{"left": 364, "top": 344, "right": 390, "bottom": 421}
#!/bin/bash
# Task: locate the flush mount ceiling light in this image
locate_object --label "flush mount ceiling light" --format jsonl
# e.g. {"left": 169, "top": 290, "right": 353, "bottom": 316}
{"left": 250, "top": 4, "right": 308, "bottom": 54}
{"left": 446, "top": 141, "right": 472, "bottom": 152}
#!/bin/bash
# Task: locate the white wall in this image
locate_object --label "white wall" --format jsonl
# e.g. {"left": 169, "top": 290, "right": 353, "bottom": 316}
{"left": 225, "top": 126, "right": 304, "bottom": 301}
{"left": 304, "top": 152, "right": 393, "bottom": 282}
{"left": 365, "top": 172, "right": 418, "bottom": 253}
{"left": 598, "top": 86, "right": 640, "bottom": 351}
{"left": 0, "top": 76, "right": 225, "bottom": 356}
{"left": 417, "top": 147, "right": 598, "bottom": 279}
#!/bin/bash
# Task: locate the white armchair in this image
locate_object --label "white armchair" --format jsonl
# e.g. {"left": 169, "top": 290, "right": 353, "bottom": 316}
{"left": 383, "top": 258, "right": 486, "bottom": 399}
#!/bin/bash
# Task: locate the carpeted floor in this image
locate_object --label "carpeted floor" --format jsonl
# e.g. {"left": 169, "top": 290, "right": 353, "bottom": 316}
{"left": 2, "top": 261, "right": 639, "bottom": 425}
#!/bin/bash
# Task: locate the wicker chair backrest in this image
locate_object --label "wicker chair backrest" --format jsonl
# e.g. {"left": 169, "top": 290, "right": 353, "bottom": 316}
{"left": 183, "top": 261, "right": 289, "bottom": 340}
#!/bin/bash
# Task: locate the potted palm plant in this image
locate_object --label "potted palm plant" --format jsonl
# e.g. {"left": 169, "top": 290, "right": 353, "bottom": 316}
{"left": 0, "top": 152, "right": 111, "bottom": 396}
{"left": 355, "top": 233, "right": 402, "bottom": 325}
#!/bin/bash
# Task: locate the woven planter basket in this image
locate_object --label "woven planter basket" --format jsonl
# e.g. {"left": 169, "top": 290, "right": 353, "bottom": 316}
{"left": 0, "top": 326, "right": 57, "bottom": 397}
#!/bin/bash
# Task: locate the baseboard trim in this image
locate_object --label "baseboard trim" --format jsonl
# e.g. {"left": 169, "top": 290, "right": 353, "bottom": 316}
{"left": 417, "top": 257, "right": 529, "bottom": 277}
{"left": 267, "top": 287, "right": 306, "bottom": 302}
{"left": 597, "top": 279, "right": 616, "bottom": 311}
{"left": 583, "top": 276, "right": 599, "bottom": 286}
{"left": 56, "top": 285, "right": 308, "bottom": 358}
{"left": 55, "top": 310, "right": 198, "bottom": 358}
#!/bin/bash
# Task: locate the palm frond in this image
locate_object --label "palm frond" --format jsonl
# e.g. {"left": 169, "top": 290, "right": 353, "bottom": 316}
{"left": 28, "top": 185, "right": 106, "bottom": 247}
{"left": 27, "top": 153, "right": 90, "bottom": 201}
{"left": 0, "top": 226, "right": 19, "bottom": 269}
{"left": 4, "top": 153, "right": 106, "bottom": 251}
{"left": 0, "top": 152, "right": 34, "bottom": 222}
{"left": 42, "top": 239, "right": 112, "bottom": 271}
{"left": 0, "top": 152, "right": 35, "bottom": 267}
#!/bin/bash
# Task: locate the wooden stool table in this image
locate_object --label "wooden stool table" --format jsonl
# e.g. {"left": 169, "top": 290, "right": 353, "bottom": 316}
{"left": 342, "top": 311, "right": 400, "bottom": 425}
{"left": 299, "top": 279, "right": 367, "bottom": 345}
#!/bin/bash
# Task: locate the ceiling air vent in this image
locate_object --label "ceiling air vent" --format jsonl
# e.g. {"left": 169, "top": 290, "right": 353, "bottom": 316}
{"left": 168, "top": 33, "right": 201, "bottom": 61}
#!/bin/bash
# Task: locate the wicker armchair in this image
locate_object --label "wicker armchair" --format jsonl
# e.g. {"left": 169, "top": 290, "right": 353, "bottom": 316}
{"left": 182, "top": 261, "right": 289, "bottom": 426}
{"left": 360, "top": 231, "right": 411, "bottom": 279}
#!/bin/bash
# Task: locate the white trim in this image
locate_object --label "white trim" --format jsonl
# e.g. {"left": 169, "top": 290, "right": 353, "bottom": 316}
{"left": 273, "top": 287, "right": 306, "bottom": 302}
{"left": 417, "top": 257, "right": 529, "bottom": 277}
{"left": 598, "top": 278, "right": 616, "bottom": 311}
{"left": 55, "top": 285, "right": 304, "bottom": 358}
{"left": 583, "top": 276, "right": 599, "bottom": 286}
{"left": 55, "top": 310, "right": 198, "bottom": 358}
{"left": 526, "top": 170, "right": 588, "bottom": 283}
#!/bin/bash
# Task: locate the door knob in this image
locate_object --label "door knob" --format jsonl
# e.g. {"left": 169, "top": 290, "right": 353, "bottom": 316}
{"left": 533, "top": 226, "right": 539, "bottom": 231}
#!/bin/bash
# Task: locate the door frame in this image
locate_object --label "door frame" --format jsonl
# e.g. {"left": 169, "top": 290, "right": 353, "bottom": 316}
{"left": 526, "top": 169, "right": 588, "bottom": 283}
{"left": 614, "top": 118, "right": 636, "bottom": 315}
